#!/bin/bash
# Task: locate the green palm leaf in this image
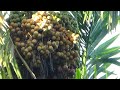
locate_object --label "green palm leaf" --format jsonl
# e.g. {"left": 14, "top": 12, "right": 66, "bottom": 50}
{"left": 0, "top": 11, "right": 22, "bottom": 79}
{"left": 70, "top": 11, "right": 120, "bottom": 79}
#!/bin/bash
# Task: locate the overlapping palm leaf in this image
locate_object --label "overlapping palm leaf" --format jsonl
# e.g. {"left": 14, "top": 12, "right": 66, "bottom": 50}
{"left": 0, "top": 11, "right": 22, "bottom": 79}
{"left": 70, "top": 11, "right": 120, "bottom": 79}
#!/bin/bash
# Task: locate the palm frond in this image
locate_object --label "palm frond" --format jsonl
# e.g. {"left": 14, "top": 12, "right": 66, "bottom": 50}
{"left": 0, "top": 11, "right": 22, "bottom": 79}
{"left": 70, "top": 11, "right": 120, "bottom": 79}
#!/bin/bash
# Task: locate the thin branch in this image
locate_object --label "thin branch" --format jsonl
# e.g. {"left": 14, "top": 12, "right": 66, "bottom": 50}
{"left": 15, "top": 47, "right": 36, "bottom": 79}
{"left": 9, "top": 34, "right": 36, "bottom": 79}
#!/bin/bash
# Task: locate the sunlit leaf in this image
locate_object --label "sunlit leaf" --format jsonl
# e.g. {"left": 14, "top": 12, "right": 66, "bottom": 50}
{"left": 75, "top": 68, "right": 81, "bottom": 79}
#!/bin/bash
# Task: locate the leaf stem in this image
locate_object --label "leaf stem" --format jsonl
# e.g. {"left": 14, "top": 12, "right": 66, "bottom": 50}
{"left": 9, "top": 34, "right": 36, "bottom": 79}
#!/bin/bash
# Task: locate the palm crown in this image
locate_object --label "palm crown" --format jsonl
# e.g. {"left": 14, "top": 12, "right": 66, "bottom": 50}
{"left": 0, "top": 11, "right": 120, "bottom": 79}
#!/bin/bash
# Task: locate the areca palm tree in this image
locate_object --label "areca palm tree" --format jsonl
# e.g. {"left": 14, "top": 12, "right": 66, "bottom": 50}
{"left": 0, "top": 11, "right": 120, "bottom": 79}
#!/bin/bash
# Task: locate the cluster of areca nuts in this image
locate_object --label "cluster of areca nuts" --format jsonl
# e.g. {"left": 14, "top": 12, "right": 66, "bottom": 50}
{"left": 7, "top": 11, "right": 80, "bottom": 79}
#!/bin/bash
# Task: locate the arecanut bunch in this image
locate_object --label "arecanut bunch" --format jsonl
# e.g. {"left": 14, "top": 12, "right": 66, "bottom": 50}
{"left": 7, "top": 11, "right": 80, "bottom": 79}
